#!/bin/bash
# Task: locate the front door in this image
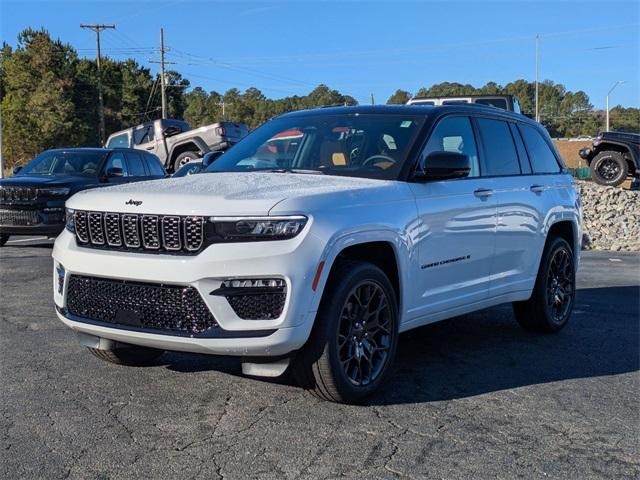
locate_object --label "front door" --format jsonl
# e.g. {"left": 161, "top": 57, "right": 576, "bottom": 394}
{"left": 408, "top": 115, "right": 497, "bottom": 320}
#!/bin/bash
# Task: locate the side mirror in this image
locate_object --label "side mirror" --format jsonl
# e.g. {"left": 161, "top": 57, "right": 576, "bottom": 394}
{"left": 201, "top": 150, "right": 224, "bottom": 169}
{"left": 106, "top": 167, "right": 124, "bottom": 178}
{"left": 12, "top": 165, "right": 23, "bottom": 175}
{"left": 412, "top": 151, "right": 471, "bottom": 182}
{"left": 162, "top": 126, "right": 181, "bottom": 137}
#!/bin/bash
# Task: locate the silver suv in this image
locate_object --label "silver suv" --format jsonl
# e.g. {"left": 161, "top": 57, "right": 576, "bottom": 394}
{"left": 105, "top": 119, "right": 248, "bottom": 172}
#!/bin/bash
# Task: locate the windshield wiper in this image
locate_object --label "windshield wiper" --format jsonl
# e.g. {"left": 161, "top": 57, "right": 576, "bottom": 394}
{"left": 265, "top": 168, "right": 324, "bottom": 175}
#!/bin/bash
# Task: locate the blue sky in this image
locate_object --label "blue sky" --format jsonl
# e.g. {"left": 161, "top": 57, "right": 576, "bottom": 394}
{"left": 1, "top": 0, "right": 639, "bottom": 108}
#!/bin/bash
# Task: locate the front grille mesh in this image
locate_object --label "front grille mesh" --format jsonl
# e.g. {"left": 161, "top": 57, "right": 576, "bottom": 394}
{"left": 66, "top": 275, "right": 218, "bottom": 334}
{"left": 227, "top": 292, "right": 286, "bottom": 320}
{"left": 74, "top": 210, "right": 205, "bottom": 254}
{"left": 0, "top": 208, "right": 40, "bottom": 226}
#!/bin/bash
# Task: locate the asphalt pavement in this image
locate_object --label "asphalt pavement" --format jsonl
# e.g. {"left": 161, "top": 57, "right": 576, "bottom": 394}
{"left": 1, "top": 238, "right": 638, "bottom": 479}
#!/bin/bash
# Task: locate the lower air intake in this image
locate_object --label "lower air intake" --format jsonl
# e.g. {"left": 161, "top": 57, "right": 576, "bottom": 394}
{"left": 66, "top": 275, "right": 218, "bottom": 334}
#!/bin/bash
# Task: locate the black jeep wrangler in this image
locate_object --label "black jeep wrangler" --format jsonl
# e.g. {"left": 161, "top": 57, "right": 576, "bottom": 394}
{"left": 579, "top": 131, "right": 640, "bottom": 187}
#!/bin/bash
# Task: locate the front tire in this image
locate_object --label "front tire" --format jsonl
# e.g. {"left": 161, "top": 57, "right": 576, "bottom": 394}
{"left": 590, "top": 151, "right": 628, "bottom": 186}
{"left": 513, "top": 237, "right": 575, "bottom": 333}
{"left": 292, "top": 260, "right": 399, "bottom": 404}
{"left": 0, "top": 234, "right": 9, "bottom": 247}
{"left": 87, "top": 344, "right": 164, "bottom": 366}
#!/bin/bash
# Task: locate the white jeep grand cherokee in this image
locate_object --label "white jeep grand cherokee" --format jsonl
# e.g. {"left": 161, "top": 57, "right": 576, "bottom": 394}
{"left": 53, "top": 105, "right": 581, "bottom": 403}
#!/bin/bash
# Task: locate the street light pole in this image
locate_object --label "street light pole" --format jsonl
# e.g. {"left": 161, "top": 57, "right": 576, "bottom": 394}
{"left": 605, "top": 80, "right": 626, "bottom": 132}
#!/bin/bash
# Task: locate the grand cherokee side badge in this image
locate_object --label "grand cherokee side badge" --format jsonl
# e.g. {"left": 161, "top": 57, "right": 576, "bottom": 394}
{"left": 125, "top": 199, "right": 143, "bottom": 206}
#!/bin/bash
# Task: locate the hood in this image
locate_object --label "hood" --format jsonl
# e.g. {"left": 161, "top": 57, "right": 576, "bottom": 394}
{"left": 66, "top": 172, "right": 396, "bottom": 216}
{"left": 0, "top": 174, "right": 97, "bottom": 190}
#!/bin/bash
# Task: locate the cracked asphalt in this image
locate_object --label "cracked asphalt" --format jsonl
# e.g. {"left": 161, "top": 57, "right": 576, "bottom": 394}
{"left": 1, "top": 239, "right": 639, "bottom": 479}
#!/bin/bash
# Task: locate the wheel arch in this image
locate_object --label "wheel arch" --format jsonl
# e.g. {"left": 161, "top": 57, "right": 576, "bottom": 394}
{"left": 311, "top": 231, "right": 410, "bottom": 321}
{"left": 544, "top": 218, "right": 581, "bottom": 270}
{"left": 593, "top": 142, "right": 637, "bottom": 174}
{"left": 168, "top": 138, "right": 209, "bottom": 167}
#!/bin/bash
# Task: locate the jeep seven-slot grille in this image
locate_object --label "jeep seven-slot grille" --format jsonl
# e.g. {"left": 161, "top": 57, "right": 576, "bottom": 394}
{"left": 74, "top": 210, "right": 205, "bottom": 254}
{"left": 0, "top": 186, "right": 37, "bottom": 202}
{"left": 66, "top": 275, "right": 218, "bottom": 334}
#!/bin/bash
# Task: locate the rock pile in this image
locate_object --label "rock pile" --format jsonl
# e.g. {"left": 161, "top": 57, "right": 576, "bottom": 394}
{"left": 578, "top": 180, "right": 640, "bottom": 251}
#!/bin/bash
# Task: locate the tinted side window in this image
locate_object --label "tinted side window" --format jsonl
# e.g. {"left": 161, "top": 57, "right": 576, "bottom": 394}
{"left": 476, "top": 118, "right": 520, "bottom": 176}
{"left": 421, "top": 116, "right": 480, "bottom": 177}
{"left": 125, "top": 152, "right": 147, "bottom": 176}
{"left": 509, "top": 123, "right": 532, "bottom": 174}
{"left": 104, "top": 152, "right": 129, "bottom": 176}
{"left": 518, "top": 124, "right": 561, "bottom": 174}
{"left": 144, "top": 154, "right": 165, "bottom": 176}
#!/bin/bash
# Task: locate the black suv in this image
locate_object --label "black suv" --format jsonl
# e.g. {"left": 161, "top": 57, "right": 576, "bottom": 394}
{"left": 0, "top": 148, "right": 166, "bottom": 246}
{"left": 579, "top": 131, "right": 640, "bottom": 186}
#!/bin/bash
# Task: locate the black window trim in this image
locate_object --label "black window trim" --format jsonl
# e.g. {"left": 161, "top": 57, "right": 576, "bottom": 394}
{"left": 407, "top": 112, "right": 485, "bottom": 182}
{"left": 474, "top": 115, "right": 522, "bottom": 178}
{"left": 515, "top": 122, "right": 564, "bottom": 175}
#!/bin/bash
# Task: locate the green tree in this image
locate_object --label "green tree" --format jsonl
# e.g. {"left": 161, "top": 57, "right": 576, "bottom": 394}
{"left": 386, "top": 89, "right": 412, "bottom": 104}
{"left": 1, "top": 28, "right": 80, "bottom": 166}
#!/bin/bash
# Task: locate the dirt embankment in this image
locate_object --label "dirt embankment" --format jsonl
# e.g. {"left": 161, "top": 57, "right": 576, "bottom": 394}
{"left": 553, "top": 140, "right": 592, "bottom": 169}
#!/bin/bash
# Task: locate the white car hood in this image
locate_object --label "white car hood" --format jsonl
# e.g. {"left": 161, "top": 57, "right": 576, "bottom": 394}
{"left": 66, "top": 172, "right": 394, "bottom": 216}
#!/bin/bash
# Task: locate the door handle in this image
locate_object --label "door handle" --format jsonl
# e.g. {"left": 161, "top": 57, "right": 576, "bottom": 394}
{"left": 530, "top": 184, "right": 545, "bottom": 193}
{"left": 474, "top": 188, "right": 494, "bottom": 198}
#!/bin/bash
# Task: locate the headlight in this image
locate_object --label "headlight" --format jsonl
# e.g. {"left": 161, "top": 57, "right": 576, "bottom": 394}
{"left": 40, "top": 187, "right": 70, "bottom": 197}
{"left": 65, "top": 208, "right": 75, "bottom": 233}
{"left": 210, "top": 216, "right": 307, "bottom": 241}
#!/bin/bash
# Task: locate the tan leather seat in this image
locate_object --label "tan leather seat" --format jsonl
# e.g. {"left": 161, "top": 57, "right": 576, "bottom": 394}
{"left": 319, "top": 140, "right": 348, "bottom": 167}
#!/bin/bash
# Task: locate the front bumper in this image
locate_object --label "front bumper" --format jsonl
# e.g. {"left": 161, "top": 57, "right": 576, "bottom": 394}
{"left": 0, "top": 204, "right": 65, "bottom": 236}
{"left": 52, "top": 228, "right": 324, "bottom": 356}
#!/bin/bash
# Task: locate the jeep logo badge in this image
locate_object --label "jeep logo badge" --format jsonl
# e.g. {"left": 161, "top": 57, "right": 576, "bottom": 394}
{"left": 125, "top": 199, "right": 143, "bottom": 206}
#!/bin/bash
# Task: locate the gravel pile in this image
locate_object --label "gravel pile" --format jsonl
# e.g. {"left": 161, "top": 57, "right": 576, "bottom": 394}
{"left": 578, "top": 180, "right": 640, "bottom": 251}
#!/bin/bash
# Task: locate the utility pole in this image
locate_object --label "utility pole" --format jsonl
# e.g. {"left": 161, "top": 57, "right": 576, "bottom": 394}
{"left": 370, "top": 93, "right": 375, "bottom": 105}
{"left": 0, "top": 109, "right": 4, "bottom": 178}
{"left": 149, "top": 28, "right": 174, "bottom": 119}
{"left": 605, "top": 80, "right": 626, "bottom": 132}
{"left": 535, "top": 33, "right": 540, "bottom": 123}
{"left": 80, "top": 23, "right": 115, "bottom": 145}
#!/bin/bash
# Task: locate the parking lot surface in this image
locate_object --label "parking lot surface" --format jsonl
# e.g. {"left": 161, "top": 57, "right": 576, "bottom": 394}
{"left": 1, "top": 239, "right": 639, "bottom": 479}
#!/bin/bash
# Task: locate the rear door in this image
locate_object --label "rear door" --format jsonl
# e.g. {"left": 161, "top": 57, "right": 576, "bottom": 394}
{"left": 475, "top": 117, "right": 552, "bottom": 298}
{"left": 409, "top": 115, "right": 497, "bottom": 318}
{"left": 124, "top": 151, "right": 149, "bottom": 183}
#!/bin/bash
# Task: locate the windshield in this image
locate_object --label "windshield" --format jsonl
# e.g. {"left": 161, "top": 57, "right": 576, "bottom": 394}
{"left": 18, "top": 150, "right": 107, "bottom": 176}
{"left": 206, "top": 113, "right": 426, "bottom": 180}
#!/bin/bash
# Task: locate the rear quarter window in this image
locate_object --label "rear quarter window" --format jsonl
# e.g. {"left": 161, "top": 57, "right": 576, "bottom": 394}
{"left": 518, "top": 124, "right": 561, "bottom": 174}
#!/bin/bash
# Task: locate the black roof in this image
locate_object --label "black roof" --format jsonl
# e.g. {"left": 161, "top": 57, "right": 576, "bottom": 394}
{"left": 279, "top": 104, "right": 534, "bottom": 124}
{"left": 43, "top": 147, "right": 145, "bottom": 154}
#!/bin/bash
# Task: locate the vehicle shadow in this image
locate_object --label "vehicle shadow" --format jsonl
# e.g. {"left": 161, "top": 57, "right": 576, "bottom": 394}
{"left": 157, "top": 286, "right": 639, "bottom": 404}
{"left": 2, "top": 241, "right": 55, "bottom": 249}
{"left": 368, "top": 285, "right": 639, "bottom": 405}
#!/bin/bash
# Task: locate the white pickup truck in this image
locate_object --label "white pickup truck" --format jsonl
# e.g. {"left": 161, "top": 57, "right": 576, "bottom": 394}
{"left": 105, "top": 118, "right": 248, "bottom": 172}
{"left": 54, "top": 104, "right": 581, "bottom": 404}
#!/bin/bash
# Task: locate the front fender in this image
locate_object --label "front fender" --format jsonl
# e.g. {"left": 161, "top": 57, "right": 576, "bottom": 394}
{"left": 306, "top": 227, "right": 413, "bottom": 321}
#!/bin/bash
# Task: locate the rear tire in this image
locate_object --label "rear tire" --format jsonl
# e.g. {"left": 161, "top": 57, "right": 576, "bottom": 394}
{"left": 590, "top": 151, "right": 628, "bottom": 186}
{"left": 87, "top": 344, "right": 164, "bottom": 366}
{"left": 291, "top": 260, "right": 399, "bottom": 404}
{"left": 513, "top": 236, "right": 575, "bottom": 333}
{"left": 174, "top": 151, "right": 200, "bottom": 171}
{"left": 0, "top": 235, "right": 8, "bottom": 246}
